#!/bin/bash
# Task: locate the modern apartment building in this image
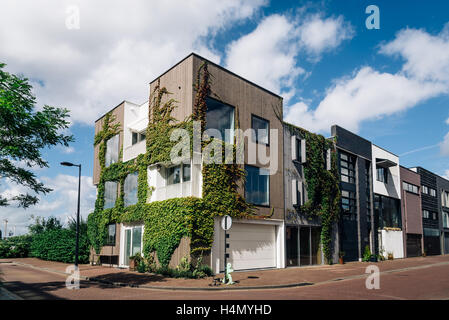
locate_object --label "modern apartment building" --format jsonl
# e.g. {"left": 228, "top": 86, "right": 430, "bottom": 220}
{"left": 283, "top": 123, "right": 330, "bottom": 266}
{"left": 92, "top": 53, "right": 286, "bottom": 273}
{"left": 331, "top": 125, "right": 374, "bottom": 262}
{"left": 372, "top": 144, "right": 403, "bottom": 259}
{"left": 400, "top": 166, "right": 424, "bottom": 257}
{"left": 436, "top": 175, "right": 449, "bottom": 254}
{"left": 91, "top": 53, "right": 447, "bottom": 274}
{"left": 410, "top": 167, "right": 441, "bottom": 255}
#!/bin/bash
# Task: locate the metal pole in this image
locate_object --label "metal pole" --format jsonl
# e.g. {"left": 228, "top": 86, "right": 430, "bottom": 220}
{"left": 224, "top": 217, "right": 227, "bottom": 283}
{"left": 75, "top": 164, "right": 81, "bottom": 267}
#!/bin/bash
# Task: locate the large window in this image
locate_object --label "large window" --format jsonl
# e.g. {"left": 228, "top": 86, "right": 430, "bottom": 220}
{"left": 245, "top": 165, "right": 269, "bottom": 206}
{"left": 104, "top": 181, "right": 118, "bottom": 209}
{"left": 341, "top": 190, "right": 357, "bottom": 220}
{"left": 340, "top": 152, "right": 355, "bottom": 184}
{"left": 124, "top": 172, "right": 138, "bottom": 207}
{"left": 375, "top": 195, "right": 402, "bottom": 229}
{"left": 443, "top": 211, "right": 449, "bottom": 228}
{"left": 251, "top": 115, "right": 269, "bottom": 145}
{"left": 107, "top": 224, "right": 116, "bottom": 245}
{"left": 132, "top": 131, "right": 146, "bottom": 145}
{"left": 376, "top": 167, "right": 388, "bottom": 183}
{"left": 403, "top": 181, "right": 419, "bottom": 194}
{"left": 443, "top": 191, "right": 449, "bottom": 208}
{"left": 205, "top": 97, "right": 234, "bottom": 144}
{"left": 167, "top": 163, "right": 191, "bottom": 185}
{"left": 105, "top": 134, "right": 119, "bottom": 167}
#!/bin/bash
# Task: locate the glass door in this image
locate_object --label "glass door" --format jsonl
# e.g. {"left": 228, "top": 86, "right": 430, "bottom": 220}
{"left": 124, "top": 229, "right": 131, "bottom": 266}
{"left": 123, "top": 226, "right": 142, "bottom": 266}
{"left": 300, "top": 227, "right": 311, "bottom": 266}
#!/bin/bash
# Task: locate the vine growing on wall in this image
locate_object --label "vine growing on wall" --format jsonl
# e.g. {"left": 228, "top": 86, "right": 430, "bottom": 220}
{"left": 284, "top": 123, "right": 341, "bottom": 264}
{"left": 88, "top": 62, "right": 254, "bottom": 268}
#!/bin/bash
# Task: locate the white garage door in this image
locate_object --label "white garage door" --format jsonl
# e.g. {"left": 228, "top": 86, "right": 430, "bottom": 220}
{"left": 220, "top": 223, "right": 276, "bottom": 271}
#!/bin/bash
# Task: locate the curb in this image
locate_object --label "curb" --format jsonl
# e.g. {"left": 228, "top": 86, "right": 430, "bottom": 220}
{"left": 7, "top": 261, "right": 314, "bottom": 291}
{"left": 86, "top": 277, "right": 314, "bottom": 291}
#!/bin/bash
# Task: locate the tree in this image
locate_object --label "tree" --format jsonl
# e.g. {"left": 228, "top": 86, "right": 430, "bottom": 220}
{"left": 0, "top": 63, "right": 73, "bottom": 208}
{"left": 28, "top": 215, "right": 63, "bottom": 235}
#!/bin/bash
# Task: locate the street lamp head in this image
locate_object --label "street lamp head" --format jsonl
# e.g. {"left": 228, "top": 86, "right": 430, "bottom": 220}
{"left": 60, "top": 161, "right": 75, "bottom": 167}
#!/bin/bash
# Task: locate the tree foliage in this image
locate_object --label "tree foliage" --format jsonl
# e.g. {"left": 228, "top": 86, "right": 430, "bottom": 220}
{"left": 0, "top": 63, "right": 73, "bottom": 208}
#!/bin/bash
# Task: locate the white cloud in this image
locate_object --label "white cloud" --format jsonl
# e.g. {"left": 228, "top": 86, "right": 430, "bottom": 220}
{"left": 0, "top": 174, "right": 96, "bottom": 235}
{"left": 285, "top": 24, "right": 449, "bottom": 133}
{"left": 225, "top": 13, "right": 353, "bottom": 97}
{"left": 443, "top": 170, "right": 449, "bottom": 180}
{"left": 441, "top": 132, "right": 449, "bottom": 156}
{"left": 225, "top": 14, "right": 304, "bottom": 95}
{"left": 299, "top": 14, "right": 354, "bottom": 58}
{"left": 0, "top": 0, "right": 266, "bottom": 125}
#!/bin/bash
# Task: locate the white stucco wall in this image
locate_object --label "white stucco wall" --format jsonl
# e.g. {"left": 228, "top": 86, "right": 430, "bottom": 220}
{"left": 379, "top": 229, "right": 404, "bottom": 259}
{"left": 123, "top": 101, "right": 149, "bottom": 162}
{"left": 372, "top": 144, "right": 401, "bottom": 200}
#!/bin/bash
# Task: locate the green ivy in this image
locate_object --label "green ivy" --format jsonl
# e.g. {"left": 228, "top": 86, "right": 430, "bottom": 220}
{"left": 284, "top": 123, "right": 341, "bottom": 264}
{"left": 87, "top": 63, "right": 253, "bottom": 268}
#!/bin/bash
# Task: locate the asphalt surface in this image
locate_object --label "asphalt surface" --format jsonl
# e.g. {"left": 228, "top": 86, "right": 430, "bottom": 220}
{"left": 1, "top": 259, "right": 449, "bottom": 300}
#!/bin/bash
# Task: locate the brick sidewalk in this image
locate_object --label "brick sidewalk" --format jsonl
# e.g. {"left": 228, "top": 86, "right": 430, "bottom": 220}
{"left": 2, "top": 255, "right": 449, "bottom": 289}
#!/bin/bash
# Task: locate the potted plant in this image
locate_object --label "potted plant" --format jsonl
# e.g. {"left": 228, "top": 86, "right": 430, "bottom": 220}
{"left": 339, "top": 251, "right": 345, "bottom": 264}
{"left": 387, "top": 252, "right": 394, "bottom": 260}
{"left": 129, "top": 253, "right": 142, "bottom": 271}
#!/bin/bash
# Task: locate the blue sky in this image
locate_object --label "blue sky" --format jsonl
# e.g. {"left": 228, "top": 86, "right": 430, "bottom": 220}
{"left": 1, "top": 0, "right": 449, "bottom": 235}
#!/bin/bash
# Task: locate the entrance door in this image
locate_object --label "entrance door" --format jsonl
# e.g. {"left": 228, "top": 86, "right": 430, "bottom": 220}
{"left": 122, "top": 225, "right": 143, "bottom": 266}
{"left": 300, "top": 227, "right": 311, "bottom": 266}
{"left": 406, "top": 234, "right": 422, "bottom": 257}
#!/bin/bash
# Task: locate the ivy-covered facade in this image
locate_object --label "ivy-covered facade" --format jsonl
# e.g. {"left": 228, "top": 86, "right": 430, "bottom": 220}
{"left": 89, "top": 54, "right": 289, "bottom": 273}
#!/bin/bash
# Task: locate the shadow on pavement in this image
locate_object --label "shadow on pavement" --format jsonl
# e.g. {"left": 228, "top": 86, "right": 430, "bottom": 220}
{"left": 91, "top": 272, "right": 166, "bottom": 286}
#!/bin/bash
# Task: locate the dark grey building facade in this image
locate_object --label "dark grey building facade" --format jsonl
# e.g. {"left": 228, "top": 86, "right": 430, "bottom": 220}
{"left": 436, "top": 175, "right": 449, "bottom": 254}
{"left": 411, "top": 167, "right": 441, "bottom": 255}
{"left": 331, "top": 125, "right": 375, "bottom": 261}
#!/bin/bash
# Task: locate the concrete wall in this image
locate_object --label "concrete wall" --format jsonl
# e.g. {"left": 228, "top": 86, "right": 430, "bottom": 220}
{"left": 372, "top": 144, "right": 401, "bottom": 200}
{"left": 379, "top": 229, "right": 404, "bottom": 259}
{"left": 123, "top": 101, "right": 148, "bottom": 162}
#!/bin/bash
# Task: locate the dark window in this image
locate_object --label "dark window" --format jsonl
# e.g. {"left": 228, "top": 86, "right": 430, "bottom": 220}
{"left": 365, "top": 162, "right": 371, "bottom": 223}
{"left": 205, "top": 97, "right": 234, "bottom": 144}
{"left": 340, "top": 151, "right": 355, "bottom": 184}
{"left": 251, "top": 115, "right": 269, "bottom": 145}
{"left": 377, "top": 167, "right": 388, "bottom": 183}
{"left": 167, "top": 163, "right": 191, "bottom": 185}
{"left": 245, "top": 165, "right": 269, "bottom": 206}
{"left": 375, "top": 195, "right": 402, "bottom": 228}
{"left": 107, "top": 224, "right": 116, "bottom": 245}
{"left": 132, "top": 131, "right": 146, "bottom": 145}
{"left": 341, "top": 189, "right": 357, "bottom": 220}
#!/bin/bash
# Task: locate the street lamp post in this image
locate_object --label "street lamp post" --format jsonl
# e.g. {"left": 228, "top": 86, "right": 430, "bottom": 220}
{"left": 61, "top": 161, "right": 81, "bottom": 267}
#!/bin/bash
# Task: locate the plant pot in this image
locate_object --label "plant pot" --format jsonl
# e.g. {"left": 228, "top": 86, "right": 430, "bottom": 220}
{"left": 369, "top": 255, "right": 377, "bottom": 262}
{"left": 339, "top": 258, "right": 344, "bottom": 264}
{"left": 129, "top": 258, "right": 137, "bottom": 271}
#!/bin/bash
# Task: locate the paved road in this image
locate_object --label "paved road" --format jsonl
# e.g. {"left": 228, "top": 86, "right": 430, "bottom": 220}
{"left": 1, "top": 260, "right": 449, "bottom": 300}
